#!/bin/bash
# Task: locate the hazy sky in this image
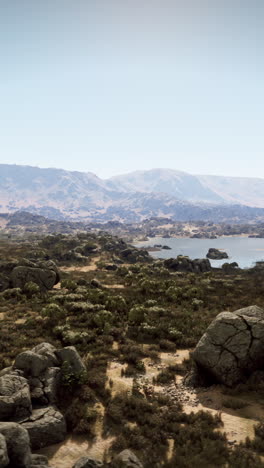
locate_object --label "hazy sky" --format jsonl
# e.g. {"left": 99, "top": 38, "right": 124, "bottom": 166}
{"left": 0, "top": 1, "right": 263, "bottom": 178}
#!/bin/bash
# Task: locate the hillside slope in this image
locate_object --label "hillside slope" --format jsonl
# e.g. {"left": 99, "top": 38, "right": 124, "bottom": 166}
{"left": 1, "top": 164, "right": 264, "bottom": 222}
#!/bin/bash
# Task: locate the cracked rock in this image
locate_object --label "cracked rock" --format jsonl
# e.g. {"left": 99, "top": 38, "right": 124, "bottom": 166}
{"left": 0, "top": 374, "right": 32, "bottom": 420}
{"left": 21, "top": 406, "right": 66, "bottom": 450}
{"left": 192, "top": 305, "right": 264, "bottom": 386}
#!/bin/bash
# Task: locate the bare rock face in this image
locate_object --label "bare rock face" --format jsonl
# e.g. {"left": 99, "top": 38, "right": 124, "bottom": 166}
{"left": 21, "top": 406, "right": 66, "bottom": 450}
{"left": 192, "top": 305, "right": 264, "bottom": 386}
{"left": 0, "top": 375, "right": 32, "bottom": 420}
{"left": 56, "top": 346, "right": 86, "bottom": 375}
{"left": 0, "top": 422, "right": 32, "bottom": 468}
{"left": 113, "top": 450, "right": 143, "bottom": 468}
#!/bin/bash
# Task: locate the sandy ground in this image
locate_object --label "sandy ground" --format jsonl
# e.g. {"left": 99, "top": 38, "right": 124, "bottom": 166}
{"left": 39, "top": 350, "right": 261, "bottom": 467}
{"left": 60, "top": 257, "right": 100, "bottom": 273}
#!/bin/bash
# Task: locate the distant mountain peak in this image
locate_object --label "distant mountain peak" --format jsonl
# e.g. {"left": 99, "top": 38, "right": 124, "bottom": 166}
{"left": 0, "top": 164, "right": 264, "bottom": 222}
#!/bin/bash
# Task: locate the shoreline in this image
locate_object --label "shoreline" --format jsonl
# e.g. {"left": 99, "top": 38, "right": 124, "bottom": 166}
{"left": 134, "top": 233, "right": 253, "bottom": 243}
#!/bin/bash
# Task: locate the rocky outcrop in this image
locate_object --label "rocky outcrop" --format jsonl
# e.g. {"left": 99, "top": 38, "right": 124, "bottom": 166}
{"left": 206, "top": 248, "right": 228, "bottom": 260}
{"left": 0, "top": 342, "right": 85, "bottom": 454}
{"left": 11, "top": 265, "right": 56, "bottom": 291}
{"left": 192, "top": 305, "right": 264, "bottom": 386}
{"left": 56, "top": 347, "right": 86, "bottom": 375}
{"left": 120, "top": 248, "right": 150, "bottom": 264}
{"left": 21, "top": 406, "right": 66, "bottom": 450}
{"left": 164, "top": 256, "right": 211, "bottom": 273}
{"left": 0, "top": 259, "right": 60, "bottom": 292}
{"left": 0, "top": 374, "right": 32, "bottom": 420}
{"left": 112, "top": 449, "right": 143, "bottom": 468}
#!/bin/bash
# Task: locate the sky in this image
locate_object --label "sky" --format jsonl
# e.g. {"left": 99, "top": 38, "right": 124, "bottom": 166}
{"left": 0, "top": 0, "right": 264, "bottom": 179}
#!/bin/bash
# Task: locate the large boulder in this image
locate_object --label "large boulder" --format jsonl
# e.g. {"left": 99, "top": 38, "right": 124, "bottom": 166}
{"left": 15, "top": 343, "right": 59, "bottom": 378}
{"left": 15, "top": 352, "right": 50, "bottom": 378}
{"left": 10, "top": 262, "right": 59, "bottom": 292}
{"left": 21, "top": 406, "right": 66, "bottom": 450}
{"left": 113, "top": 450, "right": 143, "bottom": 468}
{"left": 0, "top": 374, "right": 32, "bottom": 420}
{"left": 192, "top": 305, "right": 264, "bottom": 386}
{"left": 56, "top": 347, "right": 86, "bottom": 375}
{"left": 0, "top": 422, "right": 32, "bottom": 468}
{"left": 0, "top": 434, "right": 9, "bottom": 468}
{"left": 206, "top": 248, "right": 228, "bottom": 260}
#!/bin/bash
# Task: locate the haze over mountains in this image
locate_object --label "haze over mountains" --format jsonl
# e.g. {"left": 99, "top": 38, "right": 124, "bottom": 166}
{"left": 1, "top": 164, "right": 264, "bottom": 223}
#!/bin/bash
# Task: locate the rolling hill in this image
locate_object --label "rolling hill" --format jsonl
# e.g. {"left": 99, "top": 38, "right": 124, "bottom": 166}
{"left": 0, "top": 164, "right": 264, "bottom": 222}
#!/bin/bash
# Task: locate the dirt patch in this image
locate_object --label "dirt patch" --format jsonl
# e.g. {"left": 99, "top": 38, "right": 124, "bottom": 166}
{"left": 40, "top": 348, "right": 261, "bottom": 466}
{"left": 106, "top": 361, "right": 134, "bottom": 397}
{"left": 61, "top": 257, "right": 100, "bottom": 273}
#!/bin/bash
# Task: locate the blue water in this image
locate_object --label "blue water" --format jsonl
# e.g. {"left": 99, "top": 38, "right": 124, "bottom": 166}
{"left": 134, "top": 237, "right": 264, "bottom": 269}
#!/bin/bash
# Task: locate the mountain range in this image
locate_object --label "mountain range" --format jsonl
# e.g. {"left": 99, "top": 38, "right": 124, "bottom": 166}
{"left": 1, "top": 164, "right": 264, "bottom": 223}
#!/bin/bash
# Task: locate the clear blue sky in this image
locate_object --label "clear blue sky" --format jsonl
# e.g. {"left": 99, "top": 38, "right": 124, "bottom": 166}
{"left": 0, "top": 1, "right": 263, "bottom": 179}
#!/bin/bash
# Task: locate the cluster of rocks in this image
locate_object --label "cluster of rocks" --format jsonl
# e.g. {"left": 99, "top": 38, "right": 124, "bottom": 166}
{"left": 120, "top": 247, "right": 150, "bottom": 264}
{"left": 0, "top": 259, "right": 60, "bottom": 293}
{"left": 192, "top": 305, "right": 264, "bottom": 387}
{"left": 0, "top": 342, "right": 86, "bottom": 467}
{"left": 0, "top": 342, "right": 144, "bottom": 468}
{"left": 206, "top": 248, "right": 228, "bottom": 260}
{"left": 164, "top": 256, "right": 211, "bottom": 273}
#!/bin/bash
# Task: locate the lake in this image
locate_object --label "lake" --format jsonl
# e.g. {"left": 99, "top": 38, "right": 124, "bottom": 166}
{"left": 134, "top": 236, "right": 264, "bottom": 269}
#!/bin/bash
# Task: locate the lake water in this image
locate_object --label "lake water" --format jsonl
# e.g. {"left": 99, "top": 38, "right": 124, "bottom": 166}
{"left": 135, "top": 237, "right": 264, "bottom": 269}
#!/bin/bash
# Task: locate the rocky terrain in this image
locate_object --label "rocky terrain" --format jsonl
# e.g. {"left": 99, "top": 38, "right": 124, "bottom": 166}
{"left": 1, "top": 228, "right": 264, "bottom": 467}
{"left": 1, "top": 165, "right": 264, "bottom": 223}
{"left": 206, "top": 248, "right": 229, "bottom": 260}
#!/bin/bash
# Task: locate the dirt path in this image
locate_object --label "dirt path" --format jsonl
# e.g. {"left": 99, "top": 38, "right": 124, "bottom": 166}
{"left": 61, "top": 257, "right": 100, "bottom": 273}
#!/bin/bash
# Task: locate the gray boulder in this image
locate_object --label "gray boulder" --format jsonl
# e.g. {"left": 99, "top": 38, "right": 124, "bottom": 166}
{"left": 192, "top": 305, "right": 264, "bottom": 386}
{"left": 15, "top": 343, "right": 58, "bottom": 377}
{"left": 21, "top": 406, "right": 66, "bottom": 449}
{"left": 206, "top": 248, "right": 228, "bottom": 260}
{"left": 56, "top": 347, "right": 86, "bottom": 375}
{"left": 0, "top": 422, "right": 31, "bottom": 468}
{"left": 113, "top": 450, "right": 143, "bottom": 468}
{"left": 0, "top": 374, "right": 32, "bottom": 420}
{"left": 72, "top": 457, "right": 103, "bottom": 468}
{"left": 31, "top": 343, "right": 58, "bottom": 366}
{"left": 0, "top": 434, "right": 9, "bottom": 468}
{"left": 15, "top": 351, "right": 50, "bottom": 377}
{"left": 10, "top": 266, "right": 57, "bottom": 291}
